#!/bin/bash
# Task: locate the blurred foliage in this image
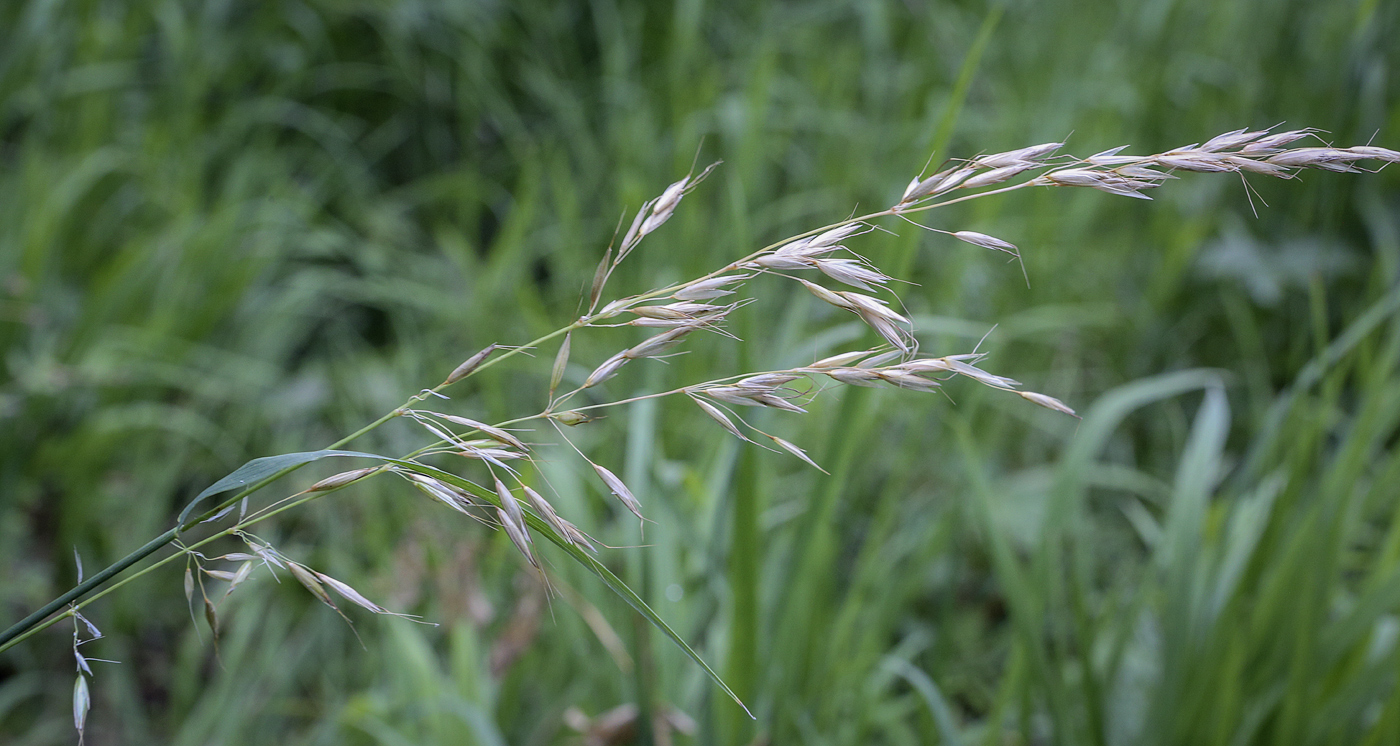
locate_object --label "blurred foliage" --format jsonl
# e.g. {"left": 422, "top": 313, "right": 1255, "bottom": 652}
{"left": 2, "top": 0, "right": 1399, "bottom": 744}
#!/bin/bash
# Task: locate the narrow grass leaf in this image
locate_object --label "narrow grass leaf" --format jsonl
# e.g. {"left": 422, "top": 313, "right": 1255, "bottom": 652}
{"left": 178, "top": 450, "right": 385, "bottom": 525}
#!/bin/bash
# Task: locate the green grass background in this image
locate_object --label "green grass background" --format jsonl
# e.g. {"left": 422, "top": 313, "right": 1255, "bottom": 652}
{"left": 2, "top": 0, "right": 1399, "bottom": 744}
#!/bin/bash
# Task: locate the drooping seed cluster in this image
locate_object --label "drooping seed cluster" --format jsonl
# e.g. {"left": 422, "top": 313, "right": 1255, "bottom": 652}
{"left": 188, "top": 124, "right": 1394, "bottom": 604}
{"left": 680, "top": 348, "right": 1075, "bottom": 454}
{"left": 894, "top": 126, "right": 1398, "bottom": 207}
{"left": 395, "top": 125, "right": 1393, "bottom": 571}
{"left": 178, "top": 527, "right": 435, "bottom": 673}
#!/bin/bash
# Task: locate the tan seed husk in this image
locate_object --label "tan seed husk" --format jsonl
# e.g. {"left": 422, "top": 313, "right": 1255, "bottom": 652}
{"left": 593, "top": 463, "right": 644, "bottom": 525}
{"left": 308, "top": 467, "right": 381, "bottom": 492}
{"left": 877, "top": 370, "right": 942, "bottom": 391}
{"left": 203, "top": 597, "right": 220, "bottom": 638}
{"left": 976, "top": 142, "right": 1063, "bottom": 168}
{"left": 550, "top": 410, "right": 594, "bottom": 426}
{"left": 768, "top": 434, "right": 827, "bottom": 473}
{"left": 495, "top": 477, "right": 525, "bottom": 530}
{"left": 522, "top": 484, "right": 569, "bottom": 538}
{"left": 952, "top": 231, "right": 1018, "bottom": 256}
{"left": 857, "top": 350, "right": 904, "bottom": 368}
{"left": 314, "top": 572, "right": 386, "bottom": 614}
{"left": 825, "top": 367, "right": 886, "bottom": 387}
{"left": 589, "top": 247, "right": 613, "bottom": 308}
{"left": 1019, "top": 390, "right": 1077, "bottom": 416}
{"left": 216, "top": 552, "right": 258, "bottom": 562}
{"left": 585, "top": 352, "right": 629, "bottom": 388}
{"left": 437, "top": 414, "right": 528, "bottom": 451}
{"left": 619, "top": 200, "right": 654, "bottom": 254}
{"left": 626, "top": 325, "right": 696, "bottom": 359}
{"left": 288, "top": 562, "right": 336, "bottom": 609}
{"left": 551, "top": 332, "right": 571, "bottom": 395}
{"left": 963, "top": 162, "right": 1036, "bottom": 189}
{"left": 630, "top": 305, "right": 689, "bottom": 320}
{"left": 73, "top": 675, "right": 89, "bottom": 738}
{"left": 809, "top": 223, "right": 864, "bottom": 247}
{"left": 809, "top": 349, "right": 876, "bottom": 368}
{"left": 690, "top": 395, "right": 750, "bottom": 441}
{"left": 497, "top": 507, "right": 538, "bottom": 567}
{"left": 652, "top": 176, "right": 689, "bottom": 215}
{"left": 226, "top": 560, "right": 255, "bottom": 596}
{"left": 446, "top": 344, "right": 498, "bottom": 384}
{"left": 799, "top": 278, "right": 855, "bottom": 310}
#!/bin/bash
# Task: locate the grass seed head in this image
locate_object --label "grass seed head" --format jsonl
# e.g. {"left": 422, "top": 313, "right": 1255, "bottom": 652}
{"left": 901, "top": 167, "right": 956, "bottom": 202}
{"left": 815, "top": 258, "right": 890, "bottom": 291}
{"left": 1223, "top": 156, "right": 1294, "bottom": 177}
{"left": 754, "top": 253, "right": 814, "bottom": 270}
{"left": 446, "top": 344, "right": 498, "bottom": 384}
{"left": 287, "top": 562, "right": 336, "bottom": 609}
{"left": 1019, "top": 390, "right": 1078, "bottom": 416}
{"left": 877, "top": 370, "right": 942, "bottom": 391}
{"left": 809, "top": 349, "right": 877, "bottom": 368}
{"left": 690, "top": 395, "right": 751, "bottom": 441}
{"left": 308, "top": 467, "right": 381, "bottom": 492}
{"left": 737, "top": 373, "right": 802, "bottom": 388}
{"left": 584, "top": 352, "right": 630, "bottom": 387}
{"left": 825, "top": 367, "right": 887, "bottom": 387}
{"left": 1348, "top": 145, "right": 1400, "bottom": 163}
{"left": 550, "top": 410, "right": 594, "bottom": 426}
{"left": 496, "top": 507, "right": 538, "bottom": 568}
{"left": 630, "top": 305, "right": 691, "bottom": 320}
{"left": 551, "top": 333, "right": 571, "bottom": 394}
{"left": 495, "top": 477, "right": 524, "bottom": 527}
{"left": 810, "top": 222, "right": 864, "bottom": 247}
{"left": 203, "top": 597, "right": 221, "bottom": 638}
{"left": 963, "top": 162, "right": 1037, "bottom": 188}
{"left": 73, "top": 674, "right": 89, "bottom": 742}
{"left": 1240, "top": 129, "right": 1321, "bottom": 153}
{"left": 437, "top": 414, "right": 528, "bottom": 451}
{"left": 839, "top": 292, "right": 908, "bottom": 323}
{"left": 975, "top": 141, "right": 1064, "bottom": 168}
{"left": 1155, "top": 154, "right": 1236, "bottom": 173}
{"left": 857, "top": 350, "right": 905, "bottom": 368}
{"left": 589, "top": 248, "right": 613, "bottom": 308}
{"left": 945, "top": 359, "right": 1020, "bottom": 388}
{"left": 928, "top": 166, "right": 977, "bottom": 196}
{"left": 799, "top": 278, "right": 856, "bottom": 310}
{"left": 522, "top": 485, "right": 569, "bottom": 536}
{"left": 619, "top": 199, "right": 654, "bottom": 253}
{"left": 952, "top": 231, "right": 1018, "bottom": 255}
{"left": 1200, "top": 127, "right": 1270, "bottom": 152}
{"left": 652, "top": 176, "right": 690, "bottom": 216}
{"left": 767, "top": 434, "right": 827, "bottom": 473}
{"left": 626, "top": 325, "right": 698, "bottom": 359}
{"left": 1086, "top": 145, "right": 1136, "bottom": 165}
{"left": 673, "top": 274, "right": 749, "bottom": 301}
{"left": 593, "top": 463, "right": 644, "bottom": 525}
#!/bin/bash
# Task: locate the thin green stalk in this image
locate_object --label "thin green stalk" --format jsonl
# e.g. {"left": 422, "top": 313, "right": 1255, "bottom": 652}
{"left": 0, "top": 476, "right": 352, "bottom": 652}
{"left": 0, "top": 324, "right": 578, "bottom": 652}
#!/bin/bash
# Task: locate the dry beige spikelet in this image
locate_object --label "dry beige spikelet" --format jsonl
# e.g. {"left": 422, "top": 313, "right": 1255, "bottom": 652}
{"left": 446, "top": 344, "right": 498, "bottom": 384}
